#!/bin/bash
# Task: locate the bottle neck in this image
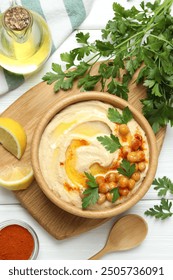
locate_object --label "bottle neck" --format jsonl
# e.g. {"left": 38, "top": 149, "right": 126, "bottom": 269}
{"left": 9, "top": 0, "right": 18, "bottom": 7}
{"left": 2, "top": 6, "right": 33, "bottom": 43}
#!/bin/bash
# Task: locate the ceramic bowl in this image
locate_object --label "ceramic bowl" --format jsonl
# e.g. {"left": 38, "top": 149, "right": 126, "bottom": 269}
{"left": 31, "top": 92, "right": 158, "bottom": 218}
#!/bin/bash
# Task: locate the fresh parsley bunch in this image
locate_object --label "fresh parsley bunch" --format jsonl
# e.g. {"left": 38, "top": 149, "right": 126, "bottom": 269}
{"left": 43, "top": 0, "right": 173, "bottom": 133}
{"left": 145, "top": 176, "right": 173, "bottom": 219}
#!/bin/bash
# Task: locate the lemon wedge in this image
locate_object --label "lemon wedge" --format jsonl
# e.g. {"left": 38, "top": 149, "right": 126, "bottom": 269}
{"left": 0, "top": 164, "right": 34, "bottom": 190}
{"left": 0, "top": 117, "right": 27, "bottom": 159}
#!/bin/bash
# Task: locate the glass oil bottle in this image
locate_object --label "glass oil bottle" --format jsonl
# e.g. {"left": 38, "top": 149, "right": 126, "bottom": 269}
{"left": 0, "top": 2, "right": 52, "bottom": 74}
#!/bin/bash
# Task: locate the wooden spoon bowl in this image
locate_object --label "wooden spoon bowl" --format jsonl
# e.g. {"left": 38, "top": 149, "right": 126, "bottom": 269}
{"left": 31, "top": 92, "right": 158, "bottom": 218}
{"left": 89, "top": 214, "right": 148, "bottom": 259}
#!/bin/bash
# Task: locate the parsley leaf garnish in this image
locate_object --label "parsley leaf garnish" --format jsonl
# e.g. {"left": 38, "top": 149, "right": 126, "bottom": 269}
{"left": 108, "top": 107, "right": 133, "bottom": 124}
{"left": 145, "top": 198, "right": 173, "bottom": 220}
{"left": 97, "top": 134, "right": 122, "bottom": 153}
{"left": 117, "top": 159, "right": 135, "bottom": 178}
{"left": 82, "top": 172, "right": 99, "bottom": 209}
{"left": 111, "top": 188, "right": 120, "bottom": 203}
{"left": 84, "top": 172, "right": 98, "bottom": 188}
{"left": 82, "top": 188, "right": 99, "bottom": 209}
{"left": 152, "top": 176, "right": 173, "bottom": 196}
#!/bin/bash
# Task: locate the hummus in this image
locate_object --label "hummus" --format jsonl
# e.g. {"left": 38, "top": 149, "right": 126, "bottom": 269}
{"left": 39, "top": 101, "right": 149, "bottom": 210}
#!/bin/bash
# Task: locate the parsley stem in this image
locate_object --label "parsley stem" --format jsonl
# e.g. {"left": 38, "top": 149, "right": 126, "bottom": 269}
{"left": 111, "top": 0, "right": 173, "bottom": 55}
{"left": 149, "top": 34, "right": 173, "bottom": 49}
{"left": 88, "top": 54, "right": 101, "bottom": 74}
{"left": 146, "top": 0, "right": 173, "bottom": 27}
{"left": 112, "top": 30, "right": 145, "bottom": 52}
{"left": 111, "top": 23, "right": 159, "bottom": 57}
{"left": 86, "top": 53, "right": 100, "bottom": 64}
{"left": 153, "top": 0, "right": 173, "bottom": 17}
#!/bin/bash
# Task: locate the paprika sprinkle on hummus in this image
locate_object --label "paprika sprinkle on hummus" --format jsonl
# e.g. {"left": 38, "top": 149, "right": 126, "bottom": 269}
{"left": 0, "top": 220, "right": 39, "bottom": 260}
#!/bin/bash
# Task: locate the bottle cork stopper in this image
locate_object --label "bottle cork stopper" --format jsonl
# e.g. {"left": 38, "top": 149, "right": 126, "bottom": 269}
{"left": 4, "top": 6, "right": 31, "bottom": 31}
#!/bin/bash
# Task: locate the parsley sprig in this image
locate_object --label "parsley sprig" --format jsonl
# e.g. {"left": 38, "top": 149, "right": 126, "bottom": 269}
{"left": 145, "top": 198, "right": 173, "bottom": 220}
{"left": 97, "top": 134, "right": 122, "bottom": 153}
{"left": 145, "top": 176, "right": 173, "bottom": 219}
{"left": 43, "top": 0, "right": 173, "bottom": 133}
{"left": 108, "top": 107, "right": 133, "bottom": 124}
{"left": 82, "top": 172, "right": 99, "bottom": 209}
{"left": 117, "top": 159, "right": 135, "bottom": 178}
{"left": 152, "top": 176, "right": 173, "bottom": 196}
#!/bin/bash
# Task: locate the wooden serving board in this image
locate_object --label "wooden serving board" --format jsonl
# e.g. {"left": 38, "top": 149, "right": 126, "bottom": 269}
{"left": 0, "top": 62, "right": 166, "bottom": 239}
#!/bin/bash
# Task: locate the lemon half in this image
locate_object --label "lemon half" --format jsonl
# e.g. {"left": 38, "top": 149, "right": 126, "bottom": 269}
{"left": 0, "top": 117, "right": 27, "bottom": 159}
{"left": 0, "top": 164, "right": 34, "bottom": 190}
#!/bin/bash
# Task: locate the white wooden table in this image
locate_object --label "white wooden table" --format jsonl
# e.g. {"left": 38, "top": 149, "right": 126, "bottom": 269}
{"left": 0, "top": 0, "right": 173, "bottom": 260}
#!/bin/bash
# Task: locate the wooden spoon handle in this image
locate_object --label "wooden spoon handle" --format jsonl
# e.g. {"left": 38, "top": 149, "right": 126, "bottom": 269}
{"left": 89, "top": 247, "right": 110, "bottom": 260}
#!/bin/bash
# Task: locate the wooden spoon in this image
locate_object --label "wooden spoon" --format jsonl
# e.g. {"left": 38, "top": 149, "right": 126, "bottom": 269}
{"left": 89, "top": 214, "right": 148, "bottom": 260}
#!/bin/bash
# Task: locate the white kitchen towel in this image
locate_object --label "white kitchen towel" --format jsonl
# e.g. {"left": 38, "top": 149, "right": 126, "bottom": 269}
{"left": 0, "top": 0, "right": 93, "bottom": 95}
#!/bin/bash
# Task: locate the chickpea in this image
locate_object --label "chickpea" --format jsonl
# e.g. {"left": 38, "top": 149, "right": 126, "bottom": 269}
{"left": 127, "top": 151, "right": 138, "bottom": 163}
{"left": 138, "top": 162, "right": 146, "bottom": 172}
{"left": 122, "top": 145, "right": 131, "bottom": 158}
{"left": 128, "top": 178, "right": 136, "bottom": 190}
{"left": 108, "top": 181, "right": 117, "bottom": 190}
{"left": 135, "top": 163, "right": 139, "bottom": 171}
{"left": 106, "top": 172, "right": 120, "bottom": 183}
{"left": 96, "top": 176, "right": 105, "bottom": 185}
{"left": 97, "top": 193, "right": 106, "bottom": 205}
{"left": 136, "top": 151, "right": 145, "bottom": 162}
{"left": 131, "top": 172, "right": 141, "bottom": 182}
{"left": 114, "top": 173, "right": 121, "bottom": 182}
{"left": 131, "top": 139, "right": 141, "bottom": 151}
{"left": 106, "top": 192, "right": 113, "bottom": 202}
{"left": 119, "top": 187, "right": 129, "bottom": 196}
{"left": 99, "top": 182, "right": 110, "bottom": 194}
{"left": 119, "top": 124, "right": 129, "bottom": 136}
{"left": 119, "top": 176, "right": 129, "bottom": 188}
{"left": 105, "top": 172, "right": 117, "bottom": 183}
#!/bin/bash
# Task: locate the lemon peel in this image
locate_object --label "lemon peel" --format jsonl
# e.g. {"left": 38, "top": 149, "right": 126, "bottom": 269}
{"left": 0, "top": 117, "right": 27, "bottom": 159}
{"left": 0, "top": 164, "right": 34, "bottom": 190}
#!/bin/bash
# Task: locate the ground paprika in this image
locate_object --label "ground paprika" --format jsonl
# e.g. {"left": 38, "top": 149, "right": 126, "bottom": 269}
{"left": 0, "top": 224, "right": 35, "bottom": 260}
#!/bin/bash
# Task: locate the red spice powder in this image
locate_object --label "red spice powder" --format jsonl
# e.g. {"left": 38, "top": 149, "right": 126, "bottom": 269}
{"left": 0, "top": 224, "right": 34, "bottom": 260}
{"left": 64, "top": 182, "right": 80, "bottom": 192}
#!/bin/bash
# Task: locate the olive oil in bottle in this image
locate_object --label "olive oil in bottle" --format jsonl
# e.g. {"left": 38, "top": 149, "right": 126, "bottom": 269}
{"left": 0, "top": 5, "right": 52, "bottom": 74}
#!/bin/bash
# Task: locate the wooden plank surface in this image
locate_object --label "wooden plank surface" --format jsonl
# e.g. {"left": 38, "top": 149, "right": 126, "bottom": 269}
{"left": 0, "top": 62, "right": 166, "bottom": 239}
